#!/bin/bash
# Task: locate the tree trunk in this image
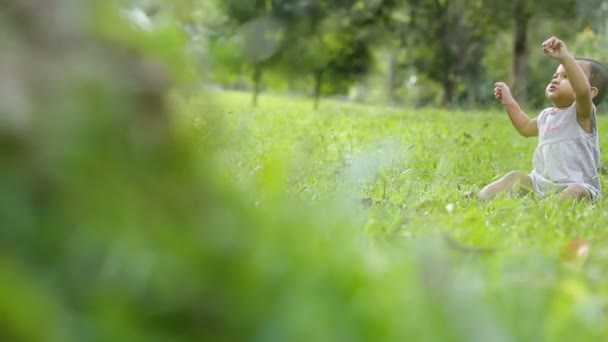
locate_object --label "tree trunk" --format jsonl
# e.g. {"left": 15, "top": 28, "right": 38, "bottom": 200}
{"left": 313, "top": 70, "right": 323, "bottom": 110}
{"left": 512, "top": 1, "right": 529, "bottom": 105}
{"left": 386, "top": 50, "right": 396, "bottom": 104}
{"left": 443, "top": 78, "right": 455, "bottom": 105}
{"left": 466, "top": 77, "right": 478, "bottom": 106}
{"left": 435, "top": 0, "right": 454, "bottom": 106}
{"left": 252, "top": 65, "right": 262, "bottom": 107}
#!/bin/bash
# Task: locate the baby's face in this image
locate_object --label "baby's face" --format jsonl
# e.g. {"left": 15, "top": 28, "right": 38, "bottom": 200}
{"left": 545, "top": 62, "right": 590, "bottom": 107}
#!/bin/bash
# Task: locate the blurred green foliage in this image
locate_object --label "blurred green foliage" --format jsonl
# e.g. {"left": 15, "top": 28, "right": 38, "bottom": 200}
{"left": 188, "top": 0, "right": 608, "bottom": 108}
{"left": 2, "top": 1, "right": 608, "bottom": 341}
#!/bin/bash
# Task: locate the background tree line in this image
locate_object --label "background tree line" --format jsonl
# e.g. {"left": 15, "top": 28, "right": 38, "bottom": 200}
{"left": 139, "top": 0, "right": 608, "bottom": 109}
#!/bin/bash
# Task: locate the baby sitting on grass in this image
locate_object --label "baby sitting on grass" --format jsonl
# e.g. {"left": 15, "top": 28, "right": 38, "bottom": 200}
{"left": 475, "top": 36, "right": 608, "bottom": 202}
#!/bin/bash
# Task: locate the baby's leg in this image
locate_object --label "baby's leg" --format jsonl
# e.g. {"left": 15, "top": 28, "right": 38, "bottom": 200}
{"left": 478, "top": 171, "right": 533, "bottom": 200}
{"left": 558, "top": 184, "right": 592, "bottom": 202}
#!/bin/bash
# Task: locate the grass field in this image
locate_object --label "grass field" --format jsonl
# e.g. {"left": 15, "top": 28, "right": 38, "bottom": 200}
{"left": 191, "top": 90, "right": 608, "bottom": 340}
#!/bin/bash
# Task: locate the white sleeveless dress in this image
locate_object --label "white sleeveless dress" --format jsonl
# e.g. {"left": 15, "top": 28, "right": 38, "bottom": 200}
{"left": 530, "top": 103, "right": 601, "bottom": 198}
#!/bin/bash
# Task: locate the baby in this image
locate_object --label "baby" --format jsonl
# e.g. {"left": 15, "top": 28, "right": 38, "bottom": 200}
{"left": 477, "top": 36, "right": 608, "bottom": 201}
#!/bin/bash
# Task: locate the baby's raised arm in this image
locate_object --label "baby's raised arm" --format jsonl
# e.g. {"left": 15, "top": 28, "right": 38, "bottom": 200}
{"left": 494, "top": 82, "right": 538, "bottom": 137}
{"left": 542, "top": 37, "right": 594, "bottom": 120}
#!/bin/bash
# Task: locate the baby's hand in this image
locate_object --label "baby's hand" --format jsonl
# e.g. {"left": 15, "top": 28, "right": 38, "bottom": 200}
{"left": 542, "top": 36, "right": 570, "bottom": 60}
{"left": 494, "top": 82, "right": 515, "bottom": 105}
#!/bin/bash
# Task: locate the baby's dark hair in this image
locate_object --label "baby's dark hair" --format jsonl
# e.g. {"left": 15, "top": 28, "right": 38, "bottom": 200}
{"left": 576, "top": 57, "right": 608, "bottom": 105}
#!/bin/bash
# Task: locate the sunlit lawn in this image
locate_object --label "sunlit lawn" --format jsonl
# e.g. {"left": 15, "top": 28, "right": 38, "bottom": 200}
{"left": 204, "top": 89, "right": 608, "bottom": 239}
{"left": 190, "top": 89, "right": 608, "bottom": 340}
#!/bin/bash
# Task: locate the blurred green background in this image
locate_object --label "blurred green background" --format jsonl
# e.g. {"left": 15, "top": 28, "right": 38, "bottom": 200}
{"left": 1, "top": 1, "right": 608, "bottom": 341}
{"left": 182, "top": 0, "right": 608, "bottom": 109}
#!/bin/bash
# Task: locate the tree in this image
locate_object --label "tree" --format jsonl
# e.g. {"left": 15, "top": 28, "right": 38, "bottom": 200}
{"left": 387, "top": 0, "right": 603, "bottom": 106}
{"left": 280, "top": 14, "right": 369, "bottom": 108}
{"left": 209, "top": 0, "right": 289, "bottom": 106}
{"left": 507, "top": 0, "right": 605, "bottom": 104}
{"left": 278, "top": 0, "right": 396, "bottom": 109}
{"left": 393, "top": 0, "right": 500, "bottom": 105}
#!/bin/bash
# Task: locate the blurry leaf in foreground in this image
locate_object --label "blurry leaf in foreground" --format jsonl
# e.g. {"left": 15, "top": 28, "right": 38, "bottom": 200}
{"left": 0, "top": 260, "right": 67, "bottom": 341}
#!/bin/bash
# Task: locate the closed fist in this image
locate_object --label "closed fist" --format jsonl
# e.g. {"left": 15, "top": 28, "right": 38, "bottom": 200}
{"left": 494, "top": 82, "right": 514, "bottom": 104}
{"left": 542, "top": 36, "right": 570, "bottom": 60}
